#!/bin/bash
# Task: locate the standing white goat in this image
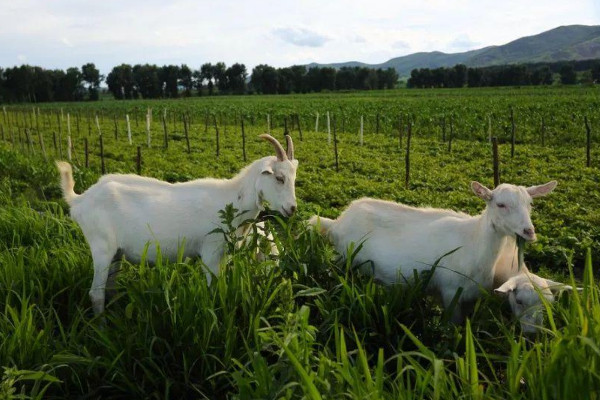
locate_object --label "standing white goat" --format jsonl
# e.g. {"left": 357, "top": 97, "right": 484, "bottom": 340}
{"left": 492, "top": 238, "right": 574, "bottom": 333}
{"left": 308, "top": 181, "right": 557, "bottom": 323}
{"left": 57, "top": 134, "right": 298, "bottom": 314}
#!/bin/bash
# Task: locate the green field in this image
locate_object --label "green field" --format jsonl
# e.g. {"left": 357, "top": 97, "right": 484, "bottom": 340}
{"left": 1, "top": 86, "right": 600, "bottom": 398}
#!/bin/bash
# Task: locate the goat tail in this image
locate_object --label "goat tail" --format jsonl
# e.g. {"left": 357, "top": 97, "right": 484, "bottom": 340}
{"left": 308, "top": 215, "right": 335, "bottom": 236}
{"left": 55, "top": 161, "right": 78, "bottom": 204}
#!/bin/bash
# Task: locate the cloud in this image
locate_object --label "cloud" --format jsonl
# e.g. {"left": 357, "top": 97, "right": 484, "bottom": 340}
{"left": 17, "top": 54, "right": 27, "bottom": 62}
{"left": 272, "top": 27, "right": 329, "bottom": 47}
{"left": 447, "top": 34, "right": 480, "bottom": 51}
{"left": 61, "top": 37, "right": 74, "bottom": 47}
{"left": 392, "top": 40, "right": 410, "bottom": 50}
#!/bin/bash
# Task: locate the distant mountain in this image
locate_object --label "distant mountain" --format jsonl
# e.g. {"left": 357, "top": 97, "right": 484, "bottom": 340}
{"left": 308, "top": 25, "right": 600, "bottom": 77}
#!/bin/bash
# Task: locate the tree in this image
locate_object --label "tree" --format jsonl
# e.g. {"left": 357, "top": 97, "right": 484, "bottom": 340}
{"left": 192, "top": 69, "right": 203, "bottom": 95}
{"left": 289, "top": 65, "right": 307, "bottom": 93}
{"left": 591, "top": 63, "right": 600, "bottom": 83}
{"left": 57, "top": 67, "right": 84, "bottom": 101}
{"left": 559, "top": 64, "right": 576, "bottom": 85}
{"left": 133, "top": 64, "right": 162, "bottom": 99}
{"left": 213, "top": 62, "right": 227, "bottom": 93}
{"left": 530, "top": 66, "right": 553, "bottom": 85}
{"left": 336, "top": 67, "right": 356, "bottom": 90}
{"left": 277, "top": 67, "right": 293, "bottom": 94}
{"left": 106, "top": 64, "right": 135, "bottom": 99}
{"left": 159, "top": 65, "right": 180, "bottom": 98}
{"left": 82, "top": 63, "right": 102, "bottom": 100}
{"left": 226, "top": 63, "right": 247, "bottom": 94}
{"left": 200, "top": 63, "right": 214, "bottom": 95}
{"left": 179, "top": 64, "right": 193, "bottom": 97}
{"left": 250, "top": 64, "right": 278, "bottom": 94}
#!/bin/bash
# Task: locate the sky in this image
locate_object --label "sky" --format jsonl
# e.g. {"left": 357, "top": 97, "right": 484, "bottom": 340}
{"left": 0, "top": 0, "right": 599, "bottom": 76}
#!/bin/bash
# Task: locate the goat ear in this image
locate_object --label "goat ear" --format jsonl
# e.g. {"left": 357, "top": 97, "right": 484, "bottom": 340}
{"left": 471, "top": 181, "right": 492, "bottom": 201}
{"left": 494, "top": 280, "right": 516, "bottom": 297}
{"left": 544, "top": 278, "right": 578, "bottom": 293}
{"left": 261, "top": 165, "right": 274, "bottom": 175}
{"left": 526, "top": 181, "right": 557, "bottom": 198}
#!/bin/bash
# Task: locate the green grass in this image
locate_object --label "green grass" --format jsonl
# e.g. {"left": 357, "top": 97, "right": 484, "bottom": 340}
{"left": 1, "top": 86, "right": 599, "bottom": 398}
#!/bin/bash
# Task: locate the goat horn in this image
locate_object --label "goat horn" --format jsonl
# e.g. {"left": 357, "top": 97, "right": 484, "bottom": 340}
{"left": 260, "top": 134, "right": 287, "bottom": 161}
{"left": 285, "top": 134, "right": 294, "bottom": 160}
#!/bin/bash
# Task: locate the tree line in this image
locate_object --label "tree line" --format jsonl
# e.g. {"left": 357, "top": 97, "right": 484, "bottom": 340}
{"left": 106, "top": 62, "right": 398, "bottom": 98}
{"left": 407, "top": 59, "right": 600, "bottom": 88}
{"left": 0, "top": 63, "right": 102, "bottom": 103}
{"left": 0, "top": 61, "right": 399, "bottom": 103}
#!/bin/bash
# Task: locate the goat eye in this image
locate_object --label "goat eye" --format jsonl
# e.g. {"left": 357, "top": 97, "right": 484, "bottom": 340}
{"left": 497, "top": 203, "right": 506, "bottom": 208}
{"left": 276, "top": 176, "right": 285, "bottom": 184}
{"left": 515, "top": 299, "right": 523, "bottom": 306}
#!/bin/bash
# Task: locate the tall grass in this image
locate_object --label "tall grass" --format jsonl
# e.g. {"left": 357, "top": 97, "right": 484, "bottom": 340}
{"left": 1, "top": 146, "right": 599, "bottom": 398}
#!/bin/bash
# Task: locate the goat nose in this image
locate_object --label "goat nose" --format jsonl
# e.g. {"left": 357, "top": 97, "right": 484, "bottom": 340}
{"left": 523, "top": 228, "right": 534, "bottom": 237}
{"left": 289, "top": 205, "right": 297, "bottom": 214}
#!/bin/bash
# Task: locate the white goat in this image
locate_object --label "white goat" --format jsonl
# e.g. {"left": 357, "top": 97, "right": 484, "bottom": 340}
{"left": 492, "top": 238, "right": 574, "bottom": 333}
{"left": 308, "top": 181, "right": 557, "bottom": 323}
{"left": 57, "top": 134, "right": 298, "bottom": 314}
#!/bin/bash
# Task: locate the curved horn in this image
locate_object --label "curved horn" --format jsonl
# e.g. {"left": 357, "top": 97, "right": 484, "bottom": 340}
{"left": 260, "top": 134, "right": 287, "bottom": 161}
{"left": 285, "top": 134, "right": 294, "bottom": 160}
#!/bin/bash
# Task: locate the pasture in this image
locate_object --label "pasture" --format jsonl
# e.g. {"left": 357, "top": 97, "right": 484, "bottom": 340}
{"left": 1, "top": 86, "right": 599, "bottom": 398}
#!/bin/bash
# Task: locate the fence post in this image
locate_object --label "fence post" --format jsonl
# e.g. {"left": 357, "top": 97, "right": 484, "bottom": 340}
{"left": 492, "top": 137, "right": 500, "bottom": 187}
{"left": 137, "top": 146, "right": 142, "bottom": 175}
{"left": 405, "top": 120, "right": 412, "bottom": 189}
{"left": 585, "top": 116, "right": 592, "bottom": 167}
{"left": 213, "top": 114, "right": 220, "bottom": 158}
{"left": 241, "top": 115, "right": 247, "bottom": 162}
{"left": 333, "top": 116, "right": 339, "bottom": 172}
{"left": 510, "top": 107, "right": 515, "bottom": 158}
{"left": 100, "top": 135, "right": 105, "bottom": 174}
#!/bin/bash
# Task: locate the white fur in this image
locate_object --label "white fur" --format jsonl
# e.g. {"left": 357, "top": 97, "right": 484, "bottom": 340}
{"left": 309, "top": 181, "right": 556, "bottom": 323}
{"left": 57, "top": 137, "right": 298, "bottom": 314}
{"left": 493, "top": 241, "right": 573, "bottom": 333}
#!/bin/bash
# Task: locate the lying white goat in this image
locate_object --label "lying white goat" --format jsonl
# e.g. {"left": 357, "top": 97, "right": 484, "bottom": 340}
{"left": 309, "top": 180, "right": 557, "bottom": 323}
{"left": 492, "top": 237, "right": 573, "bottom": 333}
{"left": 57, "top": 134, "right": 298, "bottom": 314}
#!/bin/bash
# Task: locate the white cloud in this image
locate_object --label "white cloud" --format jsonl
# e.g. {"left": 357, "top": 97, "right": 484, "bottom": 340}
{"left": 272, "top": 27, "right": 330, "bottom": 47}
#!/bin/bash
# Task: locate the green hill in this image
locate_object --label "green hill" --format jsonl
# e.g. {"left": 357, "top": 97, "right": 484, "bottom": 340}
{"left": 309, "top": 25, "right": 600, "bottom": 77}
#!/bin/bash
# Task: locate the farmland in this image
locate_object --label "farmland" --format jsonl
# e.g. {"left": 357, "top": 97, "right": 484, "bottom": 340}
{"left": 1, "top": 85, "right": 600, "bottom": 398}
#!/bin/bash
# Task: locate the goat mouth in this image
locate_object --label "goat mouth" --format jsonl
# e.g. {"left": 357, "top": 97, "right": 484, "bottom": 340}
{"left": 517, "top": 232, "right": 536, "bottom": 242}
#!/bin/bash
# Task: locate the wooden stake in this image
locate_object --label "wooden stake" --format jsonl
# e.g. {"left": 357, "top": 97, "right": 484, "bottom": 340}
{"left": 84, "top": 138, "right": 89, "bottom": 168}
{"left": 213, "top": 114, "right": 220, "bottom": 158}
{"left": 360, "top": 115, "right": 364, "bottom": 146}
{"left": 136, "top": 146, "right": 141, "bottom": 174}
{"left": 67, "top": 134, "right": 72, "bottom": 161}
{"left": 405, "top": 121, "right": 412, "bottom": 189}
{"left": 541, "top": 116, "right": 546, "bottom": 146}
{"left": 327, "top": 111, "right": 331, "bottom": 145}
{"left": 162, "top": 109, "right": 168, "bottom": 149}
{"left": 57, "top": 113, "right": 63, "bottom": 158}
{"left": 492, "top": 137, "right": 500, "bottom": 187}
{"left": 183, "top": 113, "right": 191, "bottom": 153}
{"left": 126, "top": 114, "right": 132, "bottom": 145}
{"left": 25, "top": 128, "right": 34, "bottom": 154}
{"left": 100, "top": 135, "right": 105, "bottom": 174}
{"left": 241, "top": 115, "right": 247, "bottom": 162}
{"left": 333, "top": 116, "right": 339, "bottom": 172}
{"left": 146, "top": 110, "right": 151, "bottom": 148}
{"left": 38, "top": 129, "right": 47, "bottom": 161}
{"left": 585, "top": 116, "right": 592, "bottom": 168}
{"left": 448, "top": 116, "right": 453, "bottom": 152}
{"left": 113, "top": 114, "right": 118, "bottom": 140}
{"left": 510, "top": 107, "right": 515, "bottom": 158}
{"left": 296, "top": 114, "right": 303, "bottom": 141}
